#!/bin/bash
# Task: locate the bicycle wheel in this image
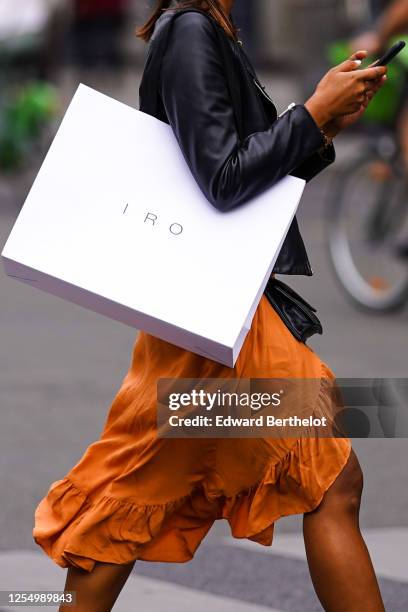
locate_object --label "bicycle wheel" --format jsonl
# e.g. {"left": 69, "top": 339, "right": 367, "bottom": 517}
{"left": 327, "top": 147, "right": 408, "bottom": 313}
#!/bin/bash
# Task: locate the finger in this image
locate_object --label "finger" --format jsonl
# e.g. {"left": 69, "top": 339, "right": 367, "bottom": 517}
{"left": 367, "top": 73, "right": 387, "bottom": 89}
{"left": 349, "top": 49, "right": 368, "bottom": 61}
{"left": 371, "top": 77, "right": 388, "bottom": 97}
{"left": 370, "top": 76, "right": 386, "bottom": 93}
{"left": 348, "top": 102, "right": 364, "bottom": 114}
{"left": 366, "top": 76, "right": 387, "bottom": 99}
{"left": 334, "top": 58, "right": 363, "bottom": 72}
{"left": 356, "top": 65, "right": 387, "bottom": 80}
{"left": 366, "top": 86, "right": 377, "bottom": 99}
{"left": 365, "top": 80, "right": 380, "bottom": 92}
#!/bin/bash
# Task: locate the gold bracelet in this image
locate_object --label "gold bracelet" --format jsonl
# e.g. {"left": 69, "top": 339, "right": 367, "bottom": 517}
{"left": 319, "top": 128, "right": 333, "bottom": 151}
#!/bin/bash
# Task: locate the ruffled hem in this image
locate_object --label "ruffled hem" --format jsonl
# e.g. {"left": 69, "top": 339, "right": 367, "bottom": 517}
{"left": 33, "top": 477, "right": 196, "bottom": 572}
{"left": 221, "top": 361, "right": 352, "bottom": 543}
{"left": 221, "top": 436, "right": 352, "bottom": 545}
{"left": 33, "top": 362, "right": 351, "bottom": 572}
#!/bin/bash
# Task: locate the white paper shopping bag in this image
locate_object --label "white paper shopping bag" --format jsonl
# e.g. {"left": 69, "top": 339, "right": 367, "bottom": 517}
{"left": 1, "top": 84, "right": 305, "bottom": 367}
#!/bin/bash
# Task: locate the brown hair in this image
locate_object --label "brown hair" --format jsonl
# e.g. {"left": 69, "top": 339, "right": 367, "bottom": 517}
{"left": 136, "top": 0, "right": 239, "bottom": 43}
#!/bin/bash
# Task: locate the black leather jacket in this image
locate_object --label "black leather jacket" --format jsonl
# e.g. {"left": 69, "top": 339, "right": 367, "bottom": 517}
{"left": 139, "top": 8, "right": 336, "bottom": 276}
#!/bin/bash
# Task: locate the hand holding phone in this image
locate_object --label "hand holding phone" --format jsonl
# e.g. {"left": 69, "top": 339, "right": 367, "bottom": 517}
{"left": 304, "top": 49, "right": 387, "bottom": 130}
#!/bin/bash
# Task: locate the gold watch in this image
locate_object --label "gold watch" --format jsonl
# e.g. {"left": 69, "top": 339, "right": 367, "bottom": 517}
{"left": 319, "top": 127, "right": 333, "bottom": 151}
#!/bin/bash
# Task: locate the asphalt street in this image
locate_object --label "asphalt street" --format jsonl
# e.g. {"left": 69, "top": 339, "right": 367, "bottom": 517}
{"left": 0, "top": 68, "right": 407, "bottom": 611}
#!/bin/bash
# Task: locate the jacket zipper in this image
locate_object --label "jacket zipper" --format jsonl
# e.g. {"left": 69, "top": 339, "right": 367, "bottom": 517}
{"left": 252, "top": 78, "right": 276, "bottom": 105}
{"left": 232, "top": 38, "right": 313, "bottom": 278}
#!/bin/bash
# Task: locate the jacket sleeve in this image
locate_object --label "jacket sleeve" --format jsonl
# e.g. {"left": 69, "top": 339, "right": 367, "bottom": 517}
{"left": 159, "top": 12, "right": 327, "bottom": 212}
{"left": 291, "top": 143, "right": 336, "bottom": 183}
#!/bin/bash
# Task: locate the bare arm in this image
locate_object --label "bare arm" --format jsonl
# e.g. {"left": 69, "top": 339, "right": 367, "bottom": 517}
{"left": 377, "top": 0, "right": 408, "bottom": 47}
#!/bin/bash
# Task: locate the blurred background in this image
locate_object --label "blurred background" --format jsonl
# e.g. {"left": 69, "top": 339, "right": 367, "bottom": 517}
{"left": 0, "top": 1, "right": 407, "bottom": 611}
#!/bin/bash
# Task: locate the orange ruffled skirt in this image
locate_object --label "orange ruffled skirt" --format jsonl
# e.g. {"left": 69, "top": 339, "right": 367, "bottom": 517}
{"left": 33, "top": 294, "right": 351, "bottom": 572}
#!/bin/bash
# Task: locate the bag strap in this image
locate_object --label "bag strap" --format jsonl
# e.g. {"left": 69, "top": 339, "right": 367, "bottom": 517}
{"left": 139, "top": 8, "right": 245, "bottom": 141}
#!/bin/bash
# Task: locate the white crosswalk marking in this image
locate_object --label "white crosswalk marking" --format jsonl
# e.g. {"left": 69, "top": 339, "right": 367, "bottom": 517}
{"left": 224, "top": 527, "right": 408, "bottom": 583}
{"left": 0, "top": 551, "right": 281, "bottom": 612}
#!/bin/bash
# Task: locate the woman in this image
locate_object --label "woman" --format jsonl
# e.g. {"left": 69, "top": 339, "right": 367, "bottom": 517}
{"left": 33, "top": 1, "right": 387, "bottom": 610}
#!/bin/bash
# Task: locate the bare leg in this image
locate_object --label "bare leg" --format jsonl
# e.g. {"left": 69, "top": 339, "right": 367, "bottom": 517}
{"left": 303, "top": 448, "right": 384, "bottom": 612}
{"left": 59, "top": 560, "right": 136, "bottom": 612}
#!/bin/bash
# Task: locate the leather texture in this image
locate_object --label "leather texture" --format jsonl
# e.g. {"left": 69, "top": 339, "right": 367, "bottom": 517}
{"left": 138, "top": 7, "right": 336, "bottom": 276}
{"left": 264, "top": 277, "right": 323, "bottom": 343}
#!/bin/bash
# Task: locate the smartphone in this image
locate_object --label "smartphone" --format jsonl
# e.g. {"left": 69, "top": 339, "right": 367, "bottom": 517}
{"left": 373, "top": 40, "right": 406, "bottom": 66}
